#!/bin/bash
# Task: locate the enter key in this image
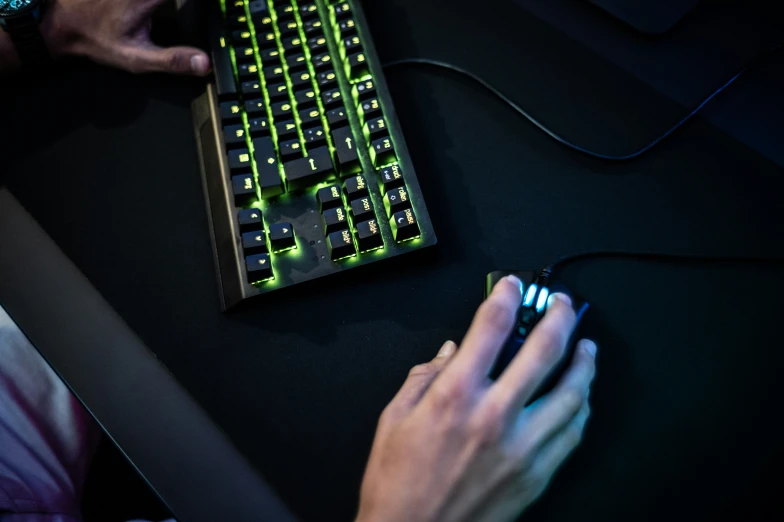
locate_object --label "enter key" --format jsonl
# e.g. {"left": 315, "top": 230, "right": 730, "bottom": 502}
{"left": 332, "top": 126, "right": 362, "bottom": 176}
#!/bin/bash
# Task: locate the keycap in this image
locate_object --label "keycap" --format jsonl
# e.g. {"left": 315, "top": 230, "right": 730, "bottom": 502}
{"left": 303, "top": 126, "right": 327, "bottom": 147}
{"left": 304, "top": 19, "right": 323, "bottom": 35}
{"left": 245, "top": 98, "right": 266, "bottom": 116}
{"left": 263, "top": 65, "right": 285, "bottom": 83}
{"left": 260, "top": 48, "right": 281, "bottom": 62}
{"left": 231, "top": 29, "right": 253, "bottom": 45}
{"left": 390, "top": 208, "right": 419, "bottom": 242}
{"left": 322, "top": 206, "right": 349, "bottom": 234}
{"left": 267, "top": 83, "right": 290, "bottom": 102}
{"left": 235, "top": 46, "right": 256, "bottom": 64}
{"left": 227, "top": 12, "right": 249, "bottom": 28}
{"left": 384, "top": 186, "right": 411, "bottom": 216}
{"left": 242, "top": 231, "right": 268, "bottom": 255}
{"left": 344, "top": 174, "right": 368, "bottom": 199}
{"left": 277, "top": 4, "right": 295, "bottom": 21}
{"left": 307, "top": 36, "right": 328, "bottom": 54}
{"left": 356, "top": 219, "right": 384, "bottom": 252}
{"left": 283, "top": 146, "right": 335, "bottom": 191}
{"left": 255, "top": 14, "right": 274, "bottom": 30}
{"left": 287, "top": 53, "right": 308, "bottom": 72}
{"left": 317, "top": 185, "right": 343, "bottom": 212}
{"left": 322, "top": 88, "right": 343, "bottom": 109}
{"left": 241, "top": 80, "right": 263, "bottom": 96}
{"left": 220, "top": 101, "right": 242, "bottom": 123}
{"left": 317, "top": 70, "right": 338, "bottom": 89}
{"left": 327, "top": 107, "right": 349, "bottom": 128}
{"left": 225, "top": 0, "right": 246, "bottom": 13}
{"left": 279, "top": 20, "right": 300, "bottom": 36}
{"left": 275, "top": 120, "right": 299, "bottom": 141}
{"left": 350, "top": 196, "right": 375, "bottom": 222}
{"left": 359, "top": 98, "right": 382, "bottom": 120}
{"left": 238, "top": 63, "right": 259, "bottom": 80}
{"left": 342, "top": 35, "right": 362, "bottom": 57}
{"left": 224, "top": 124, "right": 247, "bottom": 148}
{"left": 253, "top": 137, "right": 284, "bottom": 199}
{"left": 248, "top": 117, "right": 271, "bottom": 137}
{"left": 257, "top": 31, "right": 278, "bottom": 49}
{"left": 348, "top": 52, "right": 369, "bottom": 79}
{"left": 295, "top": 88, "right": 318, "bottom": 108}
{"left": 313, "top": 52, "right": 333, "bottom": 72}
{"left": 378, "top": 164, "right": 405, "bottom": 191}
{"left": 238, "top": 208, "right": 263, "bottom": 233}
{"left": 353, "top": 79, "right": 376, "bottom": 100}
{"left": 282, "top": 36, "right": 303, "bottom": 52}
{"left": 271, "top": 101, "right": 293, "bottom": 119}
{"left": 371, "top": 136, "right": 396, "bottom": 167}
{"left": 299, "top": 3, "right": 319, "bottom": 20}
{"left": 246, "top": 253, "right": 272, "bottom": 283}
{"left": 248, "top": 0, "right": 270, "bottom": 22}
{"left": 338, "top": 19, "right": 357, "bottom": 37}
{"left": 269, "top": 222, "right": 296, "bottom": 251}
{"left": 291, "top": 70, "right": 313, "bottom": 89}
{"left": 280, "top": 139, "right": 303, "bottom": 161}
{"left": 228, "top": 149, "right": 253, "bottom": 172}
{"left": 364, "top": 117, "right": 387, "bottom": 140}
{"left": 334, "top": 2, "right": 352, "bottom": 20}
{"left": 327, "top": 229, "right": 356, "bottom": 260}
{"left": 299, "top": 108, "right": 323, "bottom": 129}
{"left": 232, "top": 174, "right": 257, "bottom": 206}
{"left": 333, "top": 127, "right": 361, "bottom": 174}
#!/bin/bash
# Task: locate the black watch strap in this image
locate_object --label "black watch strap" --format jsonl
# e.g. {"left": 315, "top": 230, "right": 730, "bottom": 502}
{"left": 3, "top": 13, "right": 49, "bottom": 67}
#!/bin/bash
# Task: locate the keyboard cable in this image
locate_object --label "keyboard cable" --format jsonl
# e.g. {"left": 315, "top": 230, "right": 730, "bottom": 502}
{"left": 383, "top": 44, "right": 782, "bottom": 162}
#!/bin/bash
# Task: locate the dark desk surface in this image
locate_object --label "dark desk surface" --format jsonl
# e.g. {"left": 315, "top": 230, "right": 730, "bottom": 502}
{"left": 2, "top": 0, "right": 784, "bottom": 520}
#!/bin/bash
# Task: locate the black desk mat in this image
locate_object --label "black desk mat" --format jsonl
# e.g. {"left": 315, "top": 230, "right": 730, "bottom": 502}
{"left": 2, "top": 0, "right": 783, "bottom": 520}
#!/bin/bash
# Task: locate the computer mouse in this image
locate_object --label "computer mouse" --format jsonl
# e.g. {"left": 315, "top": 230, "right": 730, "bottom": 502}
{"left": 484, "top": 270, "right": 590, "bottom": 403}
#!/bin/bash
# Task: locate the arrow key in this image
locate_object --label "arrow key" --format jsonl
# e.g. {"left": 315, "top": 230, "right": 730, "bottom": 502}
{"left": 246, "top": 253, "right": 273, "bottom": 283}
{"left": 332, "top": 127, "right": 361, "bottom": 175}
{"left": 269, "top": 222, "right": 296, "bottom": 252}
{"left": 238, "top": 208, "right": 263, "bottom": 233}
{"left": 242, "top": 231, "right": 268, "bottom": 255}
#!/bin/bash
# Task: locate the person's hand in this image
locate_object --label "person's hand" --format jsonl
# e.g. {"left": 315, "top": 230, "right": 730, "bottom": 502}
{"left": 356, "top": 276, "right": 597, "bottom": 522}
{"left": 42, "top": 0, "right": 210, "bottom": 75}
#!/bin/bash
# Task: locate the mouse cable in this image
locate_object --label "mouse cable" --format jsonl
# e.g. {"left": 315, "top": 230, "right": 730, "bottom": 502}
{"left": 383, "top": 44, "right": 782, "bottom": 162}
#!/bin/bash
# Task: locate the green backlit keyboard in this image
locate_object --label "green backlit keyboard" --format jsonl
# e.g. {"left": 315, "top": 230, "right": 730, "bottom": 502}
{"left": 192, "top": 0, "right": 436, "bottom": 309}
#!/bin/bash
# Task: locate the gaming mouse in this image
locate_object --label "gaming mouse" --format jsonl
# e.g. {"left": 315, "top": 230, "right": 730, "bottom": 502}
{"left": 484, "top": 270, "right": 590, "bottom": 403}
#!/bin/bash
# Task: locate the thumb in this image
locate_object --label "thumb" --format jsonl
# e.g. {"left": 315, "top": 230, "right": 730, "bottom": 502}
{"left": 122, "top": 44, "right": 211, "bottom": 76}
{"left": 380, "top": 341, "right": 458, "bottom": 428}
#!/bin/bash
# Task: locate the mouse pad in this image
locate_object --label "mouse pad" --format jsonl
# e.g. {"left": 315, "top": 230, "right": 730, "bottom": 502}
{"left": 2, "top": 0, "right": 783, "bottom": 520}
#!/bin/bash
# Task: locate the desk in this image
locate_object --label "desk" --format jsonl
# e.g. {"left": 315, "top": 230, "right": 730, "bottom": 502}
{"left": 1, "top": 0, "right": 783, "bottom": 520}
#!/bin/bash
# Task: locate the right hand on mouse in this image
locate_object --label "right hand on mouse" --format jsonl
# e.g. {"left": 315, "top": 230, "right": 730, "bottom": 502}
{"left": 356, "top": 276, "right": 597, "bottom": 522}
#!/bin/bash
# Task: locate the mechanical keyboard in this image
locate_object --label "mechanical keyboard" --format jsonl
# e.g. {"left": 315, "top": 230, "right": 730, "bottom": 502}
{"left": 192, "top": 0, "right": 436, "bottom": 309}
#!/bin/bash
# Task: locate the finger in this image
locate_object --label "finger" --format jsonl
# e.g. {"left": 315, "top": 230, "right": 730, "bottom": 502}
{"left": 442, "top": 275, "right": 523, "bottom": 386}
{"left": 489, "top": 293, "right": 576, "bottom": 410}
{"left": 515, "top": 340, "right": 597, "bottom": 452}
{"left": 379, "top": 341, "right": 457, "bottom": 428}
{"left": 528, "top": 400, "right": 590, "bottom": 481}
{"left": 121, "top": 44, "right": 211, "bottom": 76}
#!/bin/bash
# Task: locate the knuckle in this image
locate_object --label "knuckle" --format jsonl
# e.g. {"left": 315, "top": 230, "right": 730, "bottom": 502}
{"left": 560, "top": 388, "right": 585, "bottom": 417}
{"left": 428, "top": 379, "right": 466, "bottom": 410}
{"left": 167, "top": 52, "right": 189, "bottom": 72}
{"left": 408, "top": 362, "right": 436, "bottom": 378}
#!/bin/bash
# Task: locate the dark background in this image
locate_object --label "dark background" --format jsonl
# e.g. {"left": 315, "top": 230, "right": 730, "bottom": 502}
{"left": 2, "top": 0, "right": 784, "bottom": 520}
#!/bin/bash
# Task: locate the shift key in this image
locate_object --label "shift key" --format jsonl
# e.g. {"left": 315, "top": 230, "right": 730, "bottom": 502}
{"left": 283, "top": 146, "right": 335, "bottom": 191}
{"left": 332, "top": 127, "right": 361, "bottom": 176}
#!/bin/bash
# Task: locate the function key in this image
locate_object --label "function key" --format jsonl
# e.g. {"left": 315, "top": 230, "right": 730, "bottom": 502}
{"left": 350, "top": 196, "right": 375, "bottom": 222}
{"left": 364, "top": 117, "right": 387, "bottom": 140}
{"left": 232, "top": 174, "right": 257, "bottom": 206}
{"left": 283, "top": 146, "right": 335, "bottom": 191}
{"left": 238, "top": 208, "right": 263, "bottom": 233}
{"left": 353, "top": 79, "right": 376, "bottom": 100}
{"left": 356, "top": 219, "right": 384, "bottom": 252}
{"left": 317, "top": 185, "right": 343, "bottom": 212}
{"left": 390, "top": 208, "right": 420, "bottom": 242}
{"left": 220, "top": 101, "right": 242, "bottom": 123}
{"left": 334, "top": 2, "right": 353, "bottom": 20}
{"left": 370, "top": 136, "right": 396, "bottom": 167}
{"left": 242, "top": 230, "right": 268, "bottom": 255}
{"left": 228, "top": 148, "right": 253, "bottom": 172}
{"left": 327, "top": 107, "right": 349, "bottom": 128}
{"left": 317, "top": 69, "right": 338, "bottom": 89}
{"left": 338, "top": 19, "right": 357, "bottom": 37}
{"left": 378, "top": 164, "right": 405, "bottom": 191}
{"left": 333, "top": 127, "right": 361, "bottom": 174}
{"left": 327, "top": 229, "right": 356, "bottom": 260}
{"left": 224, "top": 124, "right": 247, "bottom": 148}
{"left": 299, "top": 3, "right": 319, "bottom": 20}
{"left": 359, "top": 97, "right": 382, "bottom": 120}
{"left": 322, "top": 206, "right": 349, "bottom": 234}
{"left": 246, "top": 253, "right": 273, "bottom": 283}
{"left": 344, "top": 174, "right": 368, "bottom": 199}
{"left": 269, "top": 222, "right": 296, "bottom": 252}
{"left": 303, "top": 126, "right": 327, "bottom": 147}
{"left": 384, "top": 186, "right": 411, "bottom": 216}
{"left": 348, "top": 52, "right": 369, "bottom": 79}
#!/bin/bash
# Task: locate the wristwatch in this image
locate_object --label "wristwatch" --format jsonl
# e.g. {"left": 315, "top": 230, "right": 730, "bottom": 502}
{"left": 0, "top": 0, "right": 50, "bottom": 67}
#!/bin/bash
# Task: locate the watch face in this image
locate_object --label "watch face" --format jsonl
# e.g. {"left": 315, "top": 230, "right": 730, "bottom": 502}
{"left": 0, "top": 0, "right": 36, "bottom": 16}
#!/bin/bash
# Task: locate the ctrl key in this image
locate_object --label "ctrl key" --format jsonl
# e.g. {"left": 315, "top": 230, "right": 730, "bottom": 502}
{"left": 246, "top": 253, "right": 273, "bottom": 283}
{"left": 327, "top": 229, "right": 356, "bottom": 260}
{"left": 390, "top": 208, "right": 420, "bottom": 242}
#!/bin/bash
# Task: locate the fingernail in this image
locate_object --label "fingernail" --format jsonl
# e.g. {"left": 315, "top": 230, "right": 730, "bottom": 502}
{"left": 547, "top": 292, "right": 572, "bottom": 309}
{"left": 437, "top": 340, "right": 457, "bottom": 358}
{"left": 580, "top": 339, "right": 597, "bottom": 357}
{"left": 504, "top": 275, "right": 523, "bottom": 296}
{"left": 190, "top": 54, "right": 209, "bottom": 74}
